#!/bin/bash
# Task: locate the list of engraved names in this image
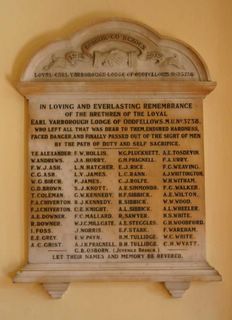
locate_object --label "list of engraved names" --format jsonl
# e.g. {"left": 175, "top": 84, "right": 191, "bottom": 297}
{"left": 29, "top": 99, "right": 204, "bottom": 263}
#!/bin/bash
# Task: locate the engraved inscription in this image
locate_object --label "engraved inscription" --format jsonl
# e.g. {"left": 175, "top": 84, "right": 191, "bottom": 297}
{"left": 29, "top": 99, "right": 204, "bottom": 263}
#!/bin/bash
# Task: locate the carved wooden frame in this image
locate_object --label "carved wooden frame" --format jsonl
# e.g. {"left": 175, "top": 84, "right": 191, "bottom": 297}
{"left": 14, "top": 19, "right": 221, "bottom": 299}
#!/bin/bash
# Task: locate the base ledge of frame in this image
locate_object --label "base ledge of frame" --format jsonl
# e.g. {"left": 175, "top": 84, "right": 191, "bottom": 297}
{"left": 14, "top": 261, "right": 221, "bottom": 298}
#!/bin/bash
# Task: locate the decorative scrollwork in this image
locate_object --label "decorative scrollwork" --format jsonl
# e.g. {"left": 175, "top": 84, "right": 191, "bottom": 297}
{"left": 43, "top": 51, "right": 91, "bottom": 70}
{"left": 146, "top": 51, "right": 184, "bottom": 69}
{"left": 43, "top": 47, "right": 184, "bottom": 71}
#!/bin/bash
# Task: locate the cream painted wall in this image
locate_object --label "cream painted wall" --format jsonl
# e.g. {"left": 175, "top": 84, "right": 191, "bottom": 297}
{"left": 0, "top": 0, "right": 231, "bottom": 319}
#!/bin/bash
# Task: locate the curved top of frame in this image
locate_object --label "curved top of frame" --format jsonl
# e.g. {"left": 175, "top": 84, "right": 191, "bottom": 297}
{"left": 21, "top": 19, "right": 211, "bottom": 82}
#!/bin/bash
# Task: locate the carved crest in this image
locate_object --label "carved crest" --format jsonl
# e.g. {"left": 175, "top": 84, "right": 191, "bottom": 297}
{"left": 43, "top": 48, "right": 184, "bottom": 71}
{"left": 21, "top": 20, "right": 209, "bottom": 81}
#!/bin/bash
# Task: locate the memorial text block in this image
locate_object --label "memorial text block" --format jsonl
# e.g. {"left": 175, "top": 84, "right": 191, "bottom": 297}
{"left": 29, "top": 98, "right": 205, "bottom": 264}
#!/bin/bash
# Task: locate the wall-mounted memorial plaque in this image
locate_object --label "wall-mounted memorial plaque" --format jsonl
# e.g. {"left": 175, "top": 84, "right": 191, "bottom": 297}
{"left": 14, "top": 19, "right": 221, "bottom": 299}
